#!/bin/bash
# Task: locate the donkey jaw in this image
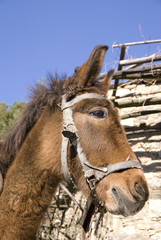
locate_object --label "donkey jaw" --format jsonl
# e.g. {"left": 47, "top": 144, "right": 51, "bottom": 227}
{"left": 105, "top": 187, "right": 147, "bottom": 217}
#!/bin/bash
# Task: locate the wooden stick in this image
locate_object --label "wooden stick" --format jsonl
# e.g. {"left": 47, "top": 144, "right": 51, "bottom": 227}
{"left": 112, "top": 46, "right": 126, "bottom": 97}
{"left": 112, "top": 39, "right": 161, "bottom": 48}
{"left": 121, "top": 79, "right": 161, "bottom": 89}
{"left": 114, "top": 71, "right": 161, "bottom": 80}
{"left": 97, "top": 70, "right": 161, "bottom": 81}
{"left": 115, "top": 63, "right": 161, "bottom": 75}
{"left": 114, "top": 96, "right": 161, "bottom": 108}
{"left": 97, "top": 64, "right": 161, "bottom": 81}
{"left": 113, "top": 64, "right": 161, "bottom": 80}
{"left": 119, "top": 54, "right": 161, "bottom": 66}
{"left": 121, "top": 109, "right": 161, "bottom": 119}
{"left": 124, "top": 63, "right": 142, "bottom": 70}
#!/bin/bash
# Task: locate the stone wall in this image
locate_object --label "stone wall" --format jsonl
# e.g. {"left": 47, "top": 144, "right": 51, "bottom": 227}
{"left": 108, "top": 81, "right": 161, "bottom": 240}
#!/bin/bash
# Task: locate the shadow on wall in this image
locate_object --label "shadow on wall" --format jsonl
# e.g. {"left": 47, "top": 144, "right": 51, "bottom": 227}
{"left": 125, "top": 122, "right": 161, "bottom": 173}
{"left": 142, "top": 162, "right": 161, "bottom": 173}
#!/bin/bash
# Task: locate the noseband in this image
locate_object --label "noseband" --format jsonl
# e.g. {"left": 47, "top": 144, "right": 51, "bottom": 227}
{"left": 61, "top": 93, "right": 142, "bottom": 204}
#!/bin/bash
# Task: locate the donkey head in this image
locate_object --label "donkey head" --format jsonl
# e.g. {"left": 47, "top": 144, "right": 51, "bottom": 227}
{"left": 62, "top": 45, "right": 149, "bottom": 217}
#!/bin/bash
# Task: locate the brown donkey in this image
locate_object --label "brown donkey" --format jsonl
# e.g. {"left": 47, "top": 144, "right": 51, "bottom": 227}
{"left": 0, "top": 45, "right": 149, "bottom": 239}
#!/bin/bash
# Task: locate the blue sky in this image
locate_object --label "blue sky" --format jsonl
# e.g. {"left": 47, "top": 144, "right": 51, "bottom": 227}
{"left": 0, "top": 0, "right": 161, "bottom": 105}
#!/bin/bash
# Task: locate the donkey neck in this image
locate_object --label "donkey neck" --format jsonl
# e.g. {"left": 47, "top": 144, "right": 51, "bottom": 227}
{"left": 0, "top": 106, "right": 63, "bottom": 239}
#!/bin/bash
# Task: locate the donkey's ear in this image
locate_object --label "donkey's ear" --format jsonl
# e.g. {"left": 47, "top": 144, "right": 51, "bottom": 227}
{"left": 99, "top": 69, "right": 115, "bottom": 96}
{"left": 77, "top": 45, "right": 108, "bottom": 87}
{"left": 64, "top": 45, "right": 108, "bottom": 95}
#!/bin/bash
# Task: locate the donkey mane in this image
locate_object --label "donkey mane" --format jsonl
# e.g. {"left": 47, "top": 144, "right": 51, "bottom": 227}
{"left": 0, "top": 74, "right": 66, "bottom": 176}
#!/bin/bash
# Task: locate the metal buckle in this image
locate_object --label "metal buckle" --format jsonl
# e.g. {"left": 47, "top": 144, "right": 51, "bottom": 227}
{"left": 86, "top": 176, "right": 97, "bottom": 191}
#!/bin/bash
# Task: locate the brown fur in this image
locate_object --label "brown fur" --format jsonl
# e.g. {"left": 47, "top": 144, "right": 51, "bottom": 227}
{"left": 0, "top": 46, "right": 149, "bottom": 239}
{"left": 0, "top": 76, "right": 65, "bottom": 178}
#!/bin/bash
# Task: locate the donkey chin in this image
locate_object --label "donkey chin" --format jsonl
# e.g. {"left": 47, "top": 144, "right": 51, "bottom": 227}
{"left": 104, "top": 186, "right": 148, "bottom": 217}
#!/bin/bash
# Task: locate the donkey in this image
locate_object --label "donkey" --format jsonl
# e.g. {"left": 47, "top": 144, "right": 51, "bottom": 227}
{"left": 0, "top": 45, "right": 149, "bottom": 240}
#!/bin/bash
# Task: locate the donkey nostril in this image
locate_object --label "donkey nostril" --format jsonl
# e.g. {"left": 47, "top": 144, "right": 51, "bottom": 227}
{"left": 112, "top": 187, "right": 119, "bottom": 197}
{"left": 134, "top": 183, "right": 146, "bottom": 200}
{"left": 112, "top": 187, "right": 117, "bottom": 193}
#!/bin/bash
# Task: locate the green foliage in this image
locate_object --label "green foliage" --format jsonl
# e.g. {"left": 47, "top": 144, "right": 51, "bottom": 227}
{"left": 0, "top": 102, "right": 25, "bottom": 138}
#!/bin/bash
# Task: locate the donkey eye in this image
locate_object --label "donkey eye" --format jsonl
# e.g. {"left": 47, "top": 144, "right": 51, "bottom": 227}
{"left": 90, "top": 110, "right": 107, "bottom": 118}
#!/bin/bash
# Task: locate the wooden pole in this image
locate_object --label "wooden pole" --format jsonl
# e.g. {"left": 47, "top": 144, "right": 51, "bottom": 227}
{"left": 121, "top": 109, "right": 161, "bottom": 119}
{"left": 113, "top": 70, "right": 161, "bottom": 80}
{"left": 112, "top": 46, "right": 126, "bottom": 97}
{"left": 119, "top": 54, "right": 161, "bottom": 66}
{"left": 114, "top": 96, "right": 161, "bottom": 108}
{"left": 97, "top": 65, "right": 161, "bottom": 81}
{"left": 113, "top": 63, "right": 161, "bottom": 78}
{"left": 112, "top": 39, "right": 161, "bottom": 48}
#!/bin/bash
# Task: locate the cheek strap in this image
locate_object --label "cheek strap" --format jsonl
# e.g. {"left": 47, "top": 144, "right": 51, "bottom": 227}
{"left": 61, "top": 93, "right": 105, "bottom": 192}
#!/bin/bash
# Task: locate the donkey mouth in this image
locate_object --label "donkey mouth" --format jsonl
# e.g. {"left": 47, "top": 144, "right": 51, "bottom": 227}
{"left": 111, "top": 187, "right": 146, "bottom": 217}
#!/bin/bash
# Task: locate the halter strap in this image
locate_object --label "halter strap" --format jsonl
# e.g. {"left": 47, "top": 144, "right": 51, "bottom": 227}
{"left": 61, "top": 93, "right": 105, "bottom": 191}
{"left": 61, "top": 93, "right": 105, "bottom": 111}
{"left": 84, "top": 160, "right": 142, "bottom": 182}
